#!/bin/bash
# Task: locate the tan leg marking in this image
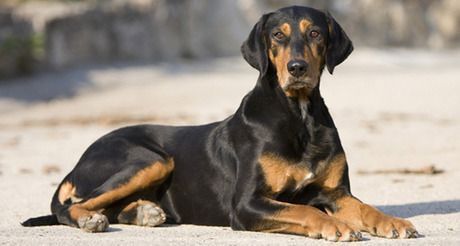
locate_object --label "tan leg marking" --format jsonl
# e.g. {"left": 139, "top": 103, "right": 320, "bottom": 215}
{"left": 259, "top": 200, "right": 361, "bottom": 242}
{"left": 329, "top": 196, "right": 419, "bottom": 239}
{"left": 69, "top": 204, "right": 93, "bottom": 220}
{"left": 69, "top": 159, "right": 174, "bottom": 229}
{"left": 58, "top": 181, "right": 82, "bottom": 204}
{"left": 58, "top": 181, "right": 75, "bottom": 204}
{"left": 79, "top": 159, "right": 173, "bottom": 211}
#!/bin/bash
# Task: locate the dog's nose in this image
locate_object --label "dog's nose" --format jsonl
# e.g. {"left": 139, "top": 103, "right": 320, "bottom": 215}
{"left": 287, "top": 60, "right": 308, "bottom": 78}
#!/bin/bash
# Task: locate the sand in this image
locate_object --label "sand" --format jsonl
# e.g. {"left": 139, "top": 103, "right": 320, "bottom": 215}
{"left": 0, "top": 48, "right": 459, "bottom": 245}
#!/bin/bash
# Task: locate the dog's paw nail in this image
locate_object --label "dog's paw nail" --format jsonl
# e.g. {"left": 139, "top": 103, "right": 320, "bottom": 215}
{"left": 350, "top": 231, "right": 363, "bottom": 241}
{"left": 407, "top": 229, "right": 419, "bottom": 238}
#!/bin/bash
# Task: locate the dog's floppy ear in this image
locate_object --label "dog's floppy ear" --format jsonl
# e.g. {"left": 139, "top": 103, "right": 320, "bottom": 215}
{"left": 326, "top": 12, "right": 353, "bottom": 74}
{"left": 241, "top": 13, "right": 272, "bottom": 76}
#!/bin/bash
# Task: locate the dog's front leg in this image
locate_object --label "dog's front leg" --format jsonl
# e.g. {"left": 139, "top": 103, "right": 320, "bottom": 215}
{"left": 233, "top": 198, "right": 362, "bottom": 242}
{"left": 328, "top": 195, "right": 419, "bottom": 238}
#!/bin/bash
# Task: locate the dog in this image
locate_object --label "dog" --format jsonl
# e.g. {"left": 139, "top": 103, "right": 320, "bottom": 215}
{"left": 22, "top": 6, "right": 418, "bottom": 241}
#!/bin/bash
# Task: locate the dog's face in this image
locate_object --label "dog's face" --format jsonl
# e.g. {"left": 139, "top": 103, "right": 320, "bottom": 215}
{"left": 241, "top": 6, "right": 353, "bottom": 96}
{"left": 266, "top": 10, "right": 328, "bottom": 93}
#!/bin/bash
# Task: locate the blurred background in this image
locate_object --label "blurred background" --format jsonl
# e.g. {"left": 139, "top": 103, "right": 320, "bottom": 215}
{"left": 0, "top": 0, "right": 459, "bottom": 78}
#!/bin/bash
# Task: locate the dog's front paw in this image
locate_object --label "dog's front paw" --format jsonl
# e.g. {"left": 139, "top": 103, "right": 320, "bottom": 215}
{"left": 308, "top": 217, "right": 363, "bottom": 242}
{"left": 368, "top": 215, "right": 418, "bottom": 239}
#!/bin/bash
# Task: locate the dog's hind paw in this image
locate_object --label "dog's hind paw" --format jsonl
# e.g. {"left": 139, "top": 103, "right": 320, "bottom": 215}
{"left": 77, "top": 213, "right": 109, "bottom": 232}
{"left": 136, "top": 203, "right": 166, "bottom": 227}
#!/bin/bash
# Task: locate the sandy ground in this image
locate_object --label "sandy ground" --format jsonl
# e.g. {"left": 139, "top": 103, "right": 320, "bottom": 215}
{"left": 0, "top": 49, "right": 459, "bottom": 245}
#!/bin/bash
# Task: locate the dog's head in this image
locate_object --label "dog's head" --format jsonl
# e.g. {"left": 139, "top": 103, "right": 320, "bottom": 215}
{"left": 241, "top": 6, "right": 353, "bottom": 96}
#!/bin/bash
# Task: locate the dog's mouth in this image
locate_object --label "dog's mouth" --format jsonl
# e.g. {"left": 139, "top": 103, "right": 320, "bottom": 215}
{"left": 283, "top": 77, "right": 316, "bottom": 90}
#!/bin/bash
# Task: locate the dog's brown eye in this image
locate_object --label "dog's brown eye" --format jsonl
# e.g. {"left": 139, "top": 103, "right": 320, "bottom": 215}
{"left": 274, "top": 32, "right": 285, "bottom": 40}
{"left": 310, "top": 30, "right": 320, "bottom": 38}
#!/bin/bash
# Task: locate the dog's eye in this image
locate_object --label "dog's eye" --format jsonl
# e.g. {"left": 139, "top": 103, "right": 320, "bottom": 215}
{"left": 273, "top": 32, "right": 285, "bottom": 40}
{"left": 309, "top": 30, "right": 320, "bottom": 38}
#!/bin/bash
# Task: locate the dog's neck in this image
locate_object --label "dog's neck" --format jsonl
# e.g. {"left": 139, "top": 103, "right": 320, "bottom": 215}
{"left": 278, "top": 84, "right": 328, "bottom": 126}
{"left": 236, "top": 77, "right": 339, "bottom": 164}
{"left": 244, "top": 78, "right": 334, "bottom": 130}
{"left": 284, "top": 88, "right": 310, "bottom": 121}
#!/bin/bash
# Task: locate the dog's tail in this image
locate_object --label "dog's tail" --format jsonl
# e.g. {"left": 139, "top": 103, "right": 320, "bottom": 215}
{"left": 21, "top": 214, "right": 59, "bottom": 227}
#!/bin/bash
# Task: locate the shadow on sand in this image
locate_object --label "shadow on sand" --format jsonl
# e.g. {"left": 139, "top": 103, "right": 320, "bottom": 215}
{"left": 0, "top": 59, "right": 239, "bottom": 104}
{"left": 377, "top": 199, "right": 460, "bottom": 218}
{"left": 0, "top": 65, "right": 93, "bottom": 103}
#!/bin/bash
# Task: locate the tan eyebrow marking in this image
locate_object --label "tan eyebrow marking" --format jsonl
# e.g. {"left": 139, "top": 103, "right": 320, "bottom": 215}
{"left": 280, "top": 23, "right": 292, "bottom": 36}
{"left": 299, "top": 19, "right": 312, "bottom": 33}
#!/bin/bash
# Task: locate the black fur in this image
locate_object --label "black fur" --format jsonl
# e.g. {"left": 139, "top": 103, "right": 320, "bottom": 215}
{"left": 326, "top": 12, "right": 353, "bottom": 74}
{"left": 21, "top": 215, "right": 58, "bottom": 227}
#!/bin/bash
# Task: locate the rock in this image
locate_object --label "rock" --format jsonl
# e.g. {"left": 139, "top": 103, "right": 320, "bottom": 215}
{"left": 428, "top": 0, "right": 460, "bottom": 48}
{"left": 6, "top": 0, "right": 459, "bottom": 70}
{"left": 0, "top": 9, "right": 34, "bottom": 79}
{"left": 45, "top": 4, "right": 157, "bottom": 68}
{"left": 45, "top": 0, "right": 249, "bottom": 68}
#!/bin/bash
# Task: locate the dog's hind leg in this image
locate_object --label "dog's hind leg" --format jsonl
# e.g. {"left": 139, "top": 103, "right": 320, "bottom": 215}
{"left": 52, "top": 158, "right": 174, "bottom": 232}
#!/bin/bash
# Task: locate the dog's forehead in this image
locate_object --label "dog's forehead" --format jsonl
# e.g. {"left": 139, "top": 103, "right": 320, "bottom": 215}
{"left": 267, "top": 6, "right": 328, "bottom": 30}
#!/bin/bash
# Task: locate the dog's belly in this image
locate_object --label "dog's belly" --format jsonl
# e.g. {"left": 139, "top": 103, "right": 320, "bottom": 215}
{"left": 158, "top": 123, "right": 236, "bottom": 226}
{"left": 160, "top": 177, "right": 232, "bottom": 226}
{"left": 159, "top": 156, "right": 234, "bottom": 226}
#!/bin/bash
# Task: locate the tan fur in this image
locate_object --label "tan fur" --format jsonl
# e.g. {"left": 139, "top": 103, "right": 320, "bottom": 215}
{"left": 116, "top": 200, "right": 154, "bottom": 224}
{"left": 329, "top": 195, "right": 417, "bottom": 238}
{"left": 68, "top": 159, "right": 174, "bottom": 222}
{"left": 82, "top": 160, "right": 173, "bottom": 210}
{"left": 314, "top": 153, "right": 347, "bottom": 189}
{"left": 280, "top": 23, "right": 292, "bottom": 36}
{"left": 259, "top": 153, "right": 313, "bottom": 195}
{"left": 58, "top": 181, "right": 79, "bottom": 204}
{"left": 327, "top": 196, "right": 364, "bottom": 230}
{"left": 310, "top": 42, "right": 320, "bottom": 59}
{"left": 69, "top": 205, "right": 94, "bottom": 222}
{"left": 258, "top": 200, "right": 358, "bottom": 241}
{"left": 302, "top": 42, "right": 323, "bottom": 92}
{"left": 299, "top": 19, "right": 312, "bottom": 34}
{"left": 120, "top": 200, "right": 153, "bottom": 214}
{"left": 269, "top": 45, "right": 292, "bottom": 90}
{"left": 259, "top": 153, "right": 348, "bottom": 195}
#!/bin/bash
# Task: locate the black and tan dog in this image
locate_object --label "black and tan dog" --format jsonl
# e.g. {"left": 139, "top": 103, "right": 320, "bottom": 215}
{"left": 23, "top": 6, "right": 418, "bottom": 241}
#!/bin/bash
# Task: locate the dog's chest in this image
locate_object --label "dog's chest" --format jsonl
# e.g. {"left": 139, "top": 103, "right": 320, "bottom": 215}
{"left": 258, "top": 153, "right": 346, "bottom": 195}
{"left": 258, "top": 154, "right": 315, "bottom": 195}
